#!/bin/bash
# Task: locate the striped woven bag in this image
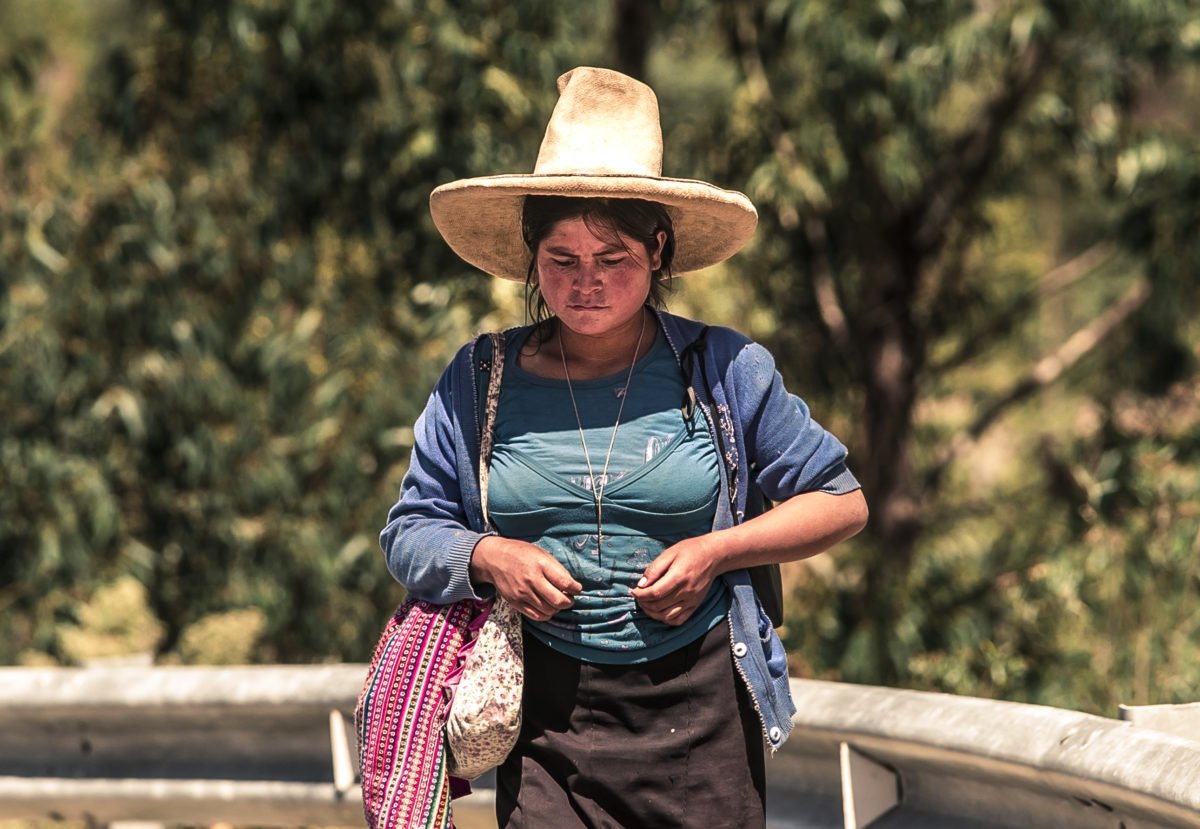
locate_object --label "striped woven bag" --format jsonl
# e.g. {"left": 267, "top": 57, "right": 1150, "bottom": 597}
{"left": 356, "top": 597, "right": 475, "bottom": 829}
{"left": 356, "top": 331, "right": 515, "bottom": 827}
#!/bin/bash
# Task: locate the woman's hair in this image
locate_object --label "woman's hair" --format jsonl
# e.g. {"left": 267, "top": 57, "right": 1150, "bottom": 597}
{"left": 520, "top": 196, "right": 676, "bottom": 334}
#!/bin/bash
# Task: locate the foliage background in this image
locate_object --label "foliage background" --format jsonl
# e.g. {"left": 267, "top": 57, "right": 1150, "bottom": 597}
{"left": 2, "top": 0, "right": 1198, "bottom": 715}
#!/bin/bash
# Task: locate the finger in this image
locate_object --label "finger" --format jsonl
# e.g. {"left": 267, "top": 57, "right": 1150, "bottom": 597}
{"left": 532, "top": 579, "right": 575, "bottom": 612}
{"left": 549, "top": 572, "right": 582, "bottom": 596}
{"left": 644, "top": 605, "right": 684, "bottom": 625}
{"left": 632, "top": 574, "right": 678, "bottom": 604}
{"left": 644, "top": 603, "right": 693, "bottom": 626}
{"left": 519, "top": 603, "right": 551, "bottom": 622}
{"left": 641, "top": 597, "right": 686, "bottom": 618}
{"left": 519, "top": 587, "right": 562, "bottom": 620}
{"left": 495, "top": 578, "right": 557, "bottom": 619}
{"left": 636, "top": 554, "right": 671, "bottom": 589}
{"left": 636, "top": 596, "right": 683, "bottom": 620}
{"left": 535, "top": 555, "right": 582, "bottom": 596}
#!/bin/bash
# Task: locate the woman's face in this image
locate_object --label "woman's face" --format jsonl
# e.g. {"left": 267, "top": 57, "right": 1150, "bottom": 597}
{"left": 534, "top": 217, "right": 665, "bottom": 339}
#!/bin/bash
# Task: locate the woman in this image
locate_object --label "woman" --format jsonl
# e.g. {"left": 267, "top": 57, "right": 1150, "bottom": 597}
{"left": 382, "top": 67, "right": 868, "bottom": 828}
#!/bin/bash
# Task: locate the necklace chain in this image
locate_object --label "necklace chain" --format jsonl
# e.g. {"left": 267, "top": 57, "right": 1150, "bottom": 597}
{"left": 560, "top": 313, "right": 647, "bottom": 556}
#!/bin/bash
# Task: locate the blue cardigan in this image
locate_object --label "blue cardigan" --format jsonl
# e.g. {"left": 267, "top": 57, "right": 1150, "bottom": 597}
{"left": 380, "top": 308, "right": 860, "bottom": 750}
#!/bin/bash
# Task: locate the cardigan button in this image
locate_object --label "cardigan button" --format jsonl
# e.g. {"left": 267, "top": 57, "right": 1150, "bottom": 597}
{"left": 769, "top": 727, "right": 782, "bottom": 743}
{"left": 733, "top": 642, "right": 748, "bottom": 658}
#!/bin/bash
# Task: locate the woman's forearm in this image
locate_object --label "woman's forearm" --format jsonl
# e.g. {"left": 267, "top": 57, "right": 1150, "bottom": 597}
{"left": 711, "top": 489, "right": 869, "bottom": 575}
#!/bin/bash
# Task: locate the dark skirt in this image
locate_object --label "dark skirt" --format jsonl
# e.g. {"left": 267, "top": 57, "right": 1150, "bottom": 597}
{"left": 495, "top": 618, "right": 766, "bottom": 828}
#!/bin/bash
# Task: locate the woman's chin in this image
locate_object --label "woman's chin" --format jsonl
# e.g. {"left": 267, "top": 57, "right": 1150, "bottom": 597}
{"left": 556, "top": 306, "right": 643, "bottom": 338}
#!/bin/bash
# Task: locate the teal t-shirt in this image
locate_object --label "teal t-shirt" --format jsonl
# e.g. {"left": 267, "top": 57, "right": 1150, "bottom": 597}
{"left": 488, "top": 328, "right": 729, "bottom": 664}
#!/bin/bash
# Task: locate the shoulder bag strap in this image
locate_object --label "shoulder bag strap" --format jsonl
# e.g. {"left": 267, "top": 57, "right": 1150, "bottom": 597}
{"left": 477, "top": 332, "right": 506, "bottom": 532}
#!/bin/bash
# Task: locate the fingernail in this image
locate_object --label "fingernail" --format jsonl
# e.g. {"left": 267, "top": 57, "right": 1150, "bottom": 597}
{"left": 637, "top": 577, "right": 647, "bottom": 588}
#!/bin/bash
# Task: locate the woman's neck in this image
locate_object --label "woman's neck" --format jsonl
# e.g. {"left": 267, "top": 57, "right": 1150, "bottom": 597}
{"left": 522, "top": 308, "right": 656, "bottom": 381}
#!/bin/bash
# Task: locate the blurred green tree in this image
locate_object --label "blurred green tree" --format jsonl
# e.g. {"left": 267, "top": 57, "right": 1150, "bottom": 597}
{"left": 0, "top": 0, "right": 605, "bottom": 663}
{"left": 4, "top": 0, "right": 1199, "bottom": 714}
{"left": 697, "top": 0, "right": 1200, "bottom": 695}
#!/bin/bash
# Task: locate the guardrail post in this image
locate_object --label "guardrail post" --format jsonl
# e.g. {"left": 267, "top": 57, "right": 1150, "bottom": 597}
{"left": 329, "top": 710, "right": 358, "bottom": 795}
{"left": 839, "top": 742, "right": 900, "bottom": 829}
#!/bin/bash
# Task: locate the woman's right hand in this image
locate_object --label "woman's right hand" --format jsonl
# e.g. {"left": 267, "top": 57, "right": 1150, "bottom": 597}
{"left": 470, "top": 536, "right": 581, "bottom": 622}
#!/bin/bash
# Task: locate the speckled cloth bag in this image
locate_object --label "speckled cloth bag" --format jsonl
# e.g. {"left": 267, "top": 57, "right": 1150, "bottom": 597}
{"left": 444, "top": 592, "right": 523, "bottom": 779}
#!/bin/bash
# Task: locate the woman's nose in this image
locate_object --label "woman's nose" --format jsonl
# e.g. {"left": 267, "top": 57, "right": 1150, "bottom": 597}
{"left": 575, "top": 263, "right": 603, "bottom": 292}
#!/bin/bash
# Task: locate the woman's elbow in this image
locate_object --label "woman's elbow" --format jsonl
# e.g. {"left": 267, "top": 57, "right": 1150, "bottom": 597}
{"left": 842, "top": 488, "right": 869, "bottom": 539}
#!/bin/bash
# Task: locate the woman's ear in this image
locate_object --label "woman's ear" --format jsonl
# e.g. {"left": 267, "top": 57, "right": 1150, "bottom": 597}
{"left": 650, "top": 230, "right": 668, "bottom": 271}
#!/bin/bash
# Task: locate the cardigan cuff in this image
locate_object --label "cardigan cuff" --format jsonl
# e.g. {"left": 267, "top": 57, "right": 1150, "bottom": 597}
{"left": 444, "top": 530, "right": 496, "bottom": 603}
{"left": 816, "top": 464, "right": 861, "bottom": 496}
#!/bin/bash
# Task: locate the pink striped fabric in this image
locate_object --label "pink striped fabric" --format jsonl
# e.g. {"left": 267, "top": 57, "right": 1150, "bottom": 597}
{"left": 356, "top": 597, "right": 477, "bottom": 829}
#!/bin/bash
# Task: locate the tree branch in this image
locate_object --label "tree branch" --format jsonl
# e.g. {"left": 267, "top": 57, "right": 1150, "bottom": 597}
{"left": 1036, "top": 241, "right": 1118, "bottom": 299}
{"left": 934, "top": 241, "right": 1118, "bottom": 372}
{"left": 914, "top": 38, "right": 1052, "bottom": 253}
{"left": 732, "top": 4, "right": 803, "bottom": 201}
{"left": 732, "top": 6, "right": 855, "bottom": 363}
{"left": 806, "top": 219, "right": 854, "bottom": 359}
{"left": 927, "top": 276, "right": 1151, "bottom": 487}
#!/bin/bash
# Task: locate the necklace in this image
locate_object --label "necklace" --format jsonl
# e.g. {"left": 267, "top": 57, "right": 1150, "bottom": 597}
{"left": 560, "top": 312, "right": 647, "bottom": 556}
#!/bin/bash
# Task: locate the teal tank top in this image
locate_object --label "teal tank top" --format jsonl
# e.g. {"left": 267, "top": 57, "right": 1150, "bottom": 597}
{"left": 488, "top": 328, "right": 729, "bottom": 664}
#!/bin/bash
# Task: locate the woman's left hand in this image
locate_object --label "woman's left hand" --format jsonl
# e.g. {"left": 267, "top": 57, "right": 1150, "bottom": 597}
{"left": 633, "top": 489, "right": 869, "bottom": 626}
{"left": 630, "top": 535, "right": 721, "bottom": 626}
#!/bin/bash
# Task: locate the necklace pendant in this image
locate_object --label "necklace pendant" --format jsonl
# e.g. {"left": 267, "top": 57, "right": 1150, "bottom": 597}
{"left": 560, "top": 313, "right": 647, "bottom": 572}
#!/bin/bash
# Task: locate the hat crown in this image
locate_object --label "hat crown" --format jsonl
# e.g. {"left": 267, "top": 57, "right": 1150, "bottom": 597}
{"left": 533, "top": 67, "right": 663, "bottom": 178}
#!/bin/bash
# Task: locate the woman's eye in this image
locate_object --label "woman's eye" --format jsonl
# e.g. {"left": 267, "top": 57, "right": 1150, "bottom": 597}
{"left": 601, "top": 258, "right": 626, "bottom": 267}
{"left": 551, "top": 258, "right": 575, "bottom": 267}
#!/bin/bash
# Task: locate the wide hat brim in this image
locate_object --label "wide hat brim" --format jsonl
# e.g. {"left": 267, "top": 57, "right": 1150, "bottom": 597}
{"left": 430, "top": 173, "right": 758, "bottom": 282}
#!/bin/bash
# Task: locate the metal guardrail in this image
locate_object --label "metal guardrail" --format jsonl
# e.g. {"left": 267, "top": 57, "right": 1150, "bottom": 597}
{"left": 0, "top": 665, "right": 366, "bottom": 825}
{"left": 778, "top": 679, "right": 1200, "bottom": 829}
{"left": 1, "top": 666, "right": 1198, "bottom": 828}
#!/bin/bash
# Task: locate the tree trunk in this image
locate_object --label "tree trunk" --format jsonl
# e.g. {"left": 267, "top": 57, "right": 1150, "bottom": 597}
{"left": 855, "top": 241, "right": 926, "bottom": 683}
{"left": 612, "top": 0, "right": 654, "bottom": 80}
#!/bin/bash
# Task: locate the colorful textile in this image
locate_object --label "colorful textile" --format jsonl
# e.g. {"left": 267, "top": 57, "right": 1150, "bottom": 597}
{"left": 356, "top": 597, "right": 476, "bottom": 829}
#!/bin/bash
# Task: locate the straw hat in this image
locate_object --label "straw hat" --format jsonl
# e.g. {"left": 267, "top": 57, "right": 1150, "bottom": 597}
{"left": 430, "top": 66, "right": 758, "bottom": 281}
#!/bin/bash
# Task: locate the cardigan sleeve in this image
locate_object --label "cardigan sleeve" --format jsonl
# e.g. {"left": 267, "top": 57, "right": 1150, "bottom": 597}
{"left": 378, "top": 349, "right": 492, "bottom": 604}
{"left": 729, "top": 341, "right": 860, "bottom": 501}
